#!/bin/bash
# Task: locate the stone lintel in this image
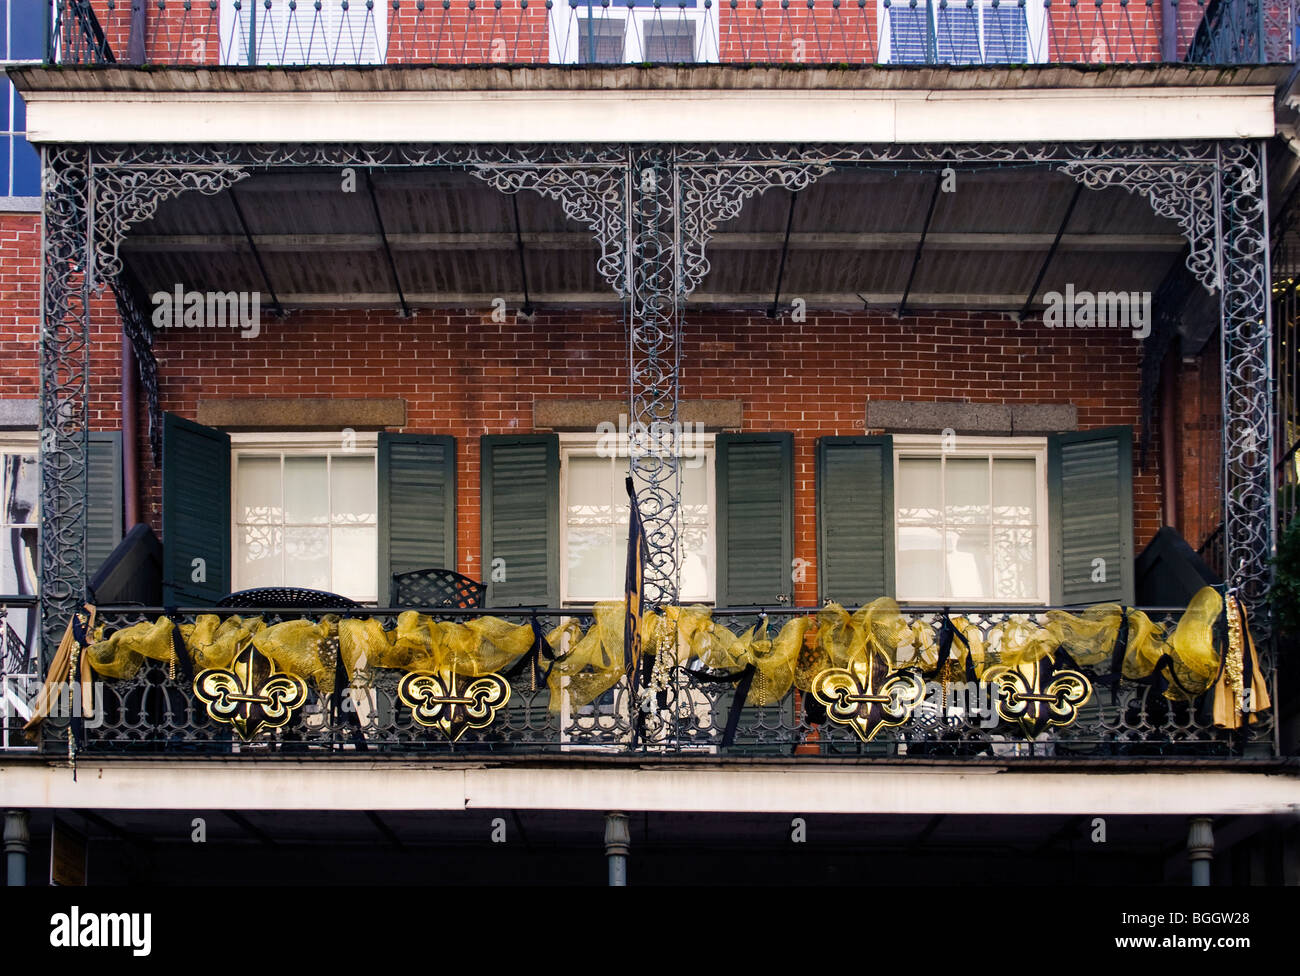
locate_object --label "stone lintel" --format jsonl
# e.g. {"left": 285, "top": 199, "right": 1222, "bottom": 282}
{"left": 197, "top": 398, "right": 407, "bottom": 430}
{"left": 534, "top": 399, "right": 743, "bottom": 431}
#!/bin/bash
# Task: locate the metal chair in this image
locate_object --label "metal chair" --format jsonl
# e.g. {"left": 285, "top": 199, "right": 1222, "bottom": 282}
{"left": 389, "top": 569, "right": 486, "bottom": 609}
{"left": 217, "top": 586, "right": 359, "bottom": 610}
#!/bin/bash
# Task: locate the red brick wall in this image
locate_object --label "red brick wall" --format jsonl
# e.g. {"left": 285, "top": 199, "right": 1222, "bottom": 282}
{"left": 96, "top": 306, "right": 1159, "bottom": 604}
{"left": 0, "top": 216, "right": 40, "bottom": 401}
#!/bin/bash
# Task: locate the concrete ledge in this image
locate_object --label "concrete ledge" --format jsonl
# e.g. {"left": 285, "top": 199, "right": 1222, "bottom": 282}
{"left": 534, "top": 399, "right": 743, "bottom": 431}
{"left": 197, "top": 398, "right": 406, "bottom": 430}
{"left": 0, "top": 399, "right": 39, "bottom": 430}
{"left": 866, "top": 400, "right": 1077, "bottom": 435}
{"left": 2, "top": 759, "right": 1298, "bottom": 815}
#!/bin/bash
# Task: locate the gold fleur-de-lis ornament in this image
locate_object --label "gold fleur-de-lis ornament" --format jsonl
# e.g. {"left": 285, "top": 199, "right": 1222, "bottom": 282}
{"left": 193, "top": 641, "right": 308, "bottom": 741}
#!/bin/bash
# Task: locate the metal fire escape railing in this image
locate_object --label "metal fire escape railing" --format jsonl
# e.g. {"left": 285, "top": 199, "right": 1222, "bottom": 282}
{"left": 40, "top": 0, "right": 1300, "bottom": 68}
{"left": 46, "top": 0, "right": 116, "bottom": 65}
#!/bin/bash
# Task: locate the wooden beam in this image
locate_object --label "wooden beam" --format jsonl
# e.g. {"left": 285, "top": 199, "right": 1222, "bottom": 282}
{"left": 119, "top": 231, "right": 1188, "bottom": 253}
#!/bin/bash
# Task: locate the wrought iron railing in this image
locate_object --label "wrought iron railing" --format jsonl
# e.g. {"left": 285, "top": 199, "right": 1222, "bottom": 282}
{"left": 43, "top": 0, "right": 1292, "bottom": 67}
{"left": 35, "top": 601, "right": 1275, "bottom": 759}
{"left": 0, "top": 596, "right": 42, "bottom": 752}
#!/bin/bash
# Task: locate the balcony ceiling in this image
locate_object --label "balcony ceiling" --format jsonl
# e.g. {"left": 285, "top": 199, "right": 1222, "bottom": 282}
{"left": 120, "top": 164, "right": 1199, "bottom": 316}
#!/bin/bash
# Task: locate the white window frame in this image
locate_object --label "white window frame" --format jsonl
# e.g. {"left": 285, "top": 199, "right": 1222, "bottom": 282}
{"left": 218, "top": 0, "right": 388, "bottom": 66}
{"left": 892, "top": 434, "right": 1049, "bottom": 606}
{"left": 549, "top": 2, "right": 720, "bottom": 64}
{"left": 229, "top": 432, "right": 380, "bottom": 603}
{"left": 558, "top": 431, "right": 716, "bottom": 607}
{"left": 877, "top": 0, "right": 1048, "bottom": 65}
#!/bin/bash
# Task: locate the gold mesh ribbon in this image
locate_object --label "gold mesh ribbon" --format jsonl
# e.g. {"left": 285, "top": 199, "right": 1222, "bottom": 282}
{"left": 69, "top": 586, "right": 1262, "bottom": 720}
{"left": 545, "top": 601, "right": 626, "bottom": 711}
{"left": 1212, "top": 591, "right": 1272, "bottom": 728}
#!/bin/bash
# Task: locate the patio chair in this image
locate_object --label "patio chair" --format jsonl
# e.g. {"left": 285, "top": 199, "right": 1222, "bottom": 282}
{"left": 389, "top": 568, "right": 486, "bottom": 609}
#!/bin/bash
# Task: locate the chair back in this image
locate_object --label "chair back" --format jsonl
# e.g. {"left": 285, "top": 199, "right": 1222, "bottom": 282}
{"left": 390, "top": 569, "right": 486, "bottom": 609}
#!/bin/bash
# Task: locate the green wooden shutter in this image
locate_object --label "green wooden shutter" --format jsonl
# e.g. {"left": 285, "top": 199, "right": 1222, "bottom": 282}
{"left": 86, "top": 431, "right": 123, "bottom": 579}
{"left": 162, "top": 413, "right": 230, "bottom": 605}
{"left": 378, "top": 433, "right": 456, "bottom": 603}
{"left": 480, "top": 434, "right": 558, "bottom": 607}
{"left": 816, "top": 436, "right": 894, "bottom": 605}
{"left": 716, "top": 433, "right": 794, "bottom": 607}
{"left": 1049, "top": 426, "right": 1134, "bottom": 606}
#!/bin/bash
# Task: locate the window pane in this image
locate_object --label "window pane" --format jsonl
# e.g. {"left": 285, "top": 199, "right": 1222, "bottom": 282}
{"left": 568, "top": 455, "right": 612, "bottom": 516}
{"left": 284, "top": 457, "right": 328, "bottom": 524}
{"left": 577, "top": 17, "right": 627, "bottom": 63}
{"left": 331, "top": 455, "right": 376, "bottom": 525}
{"left": 284, "top": 526, "right": 330, "bottom": 588}
{"left": 11, "top": 135, "right": 37, "bottom": 197}
{"left": 237, "top": 525, "right": 283, "bottom": 588}
{"left": 889, "top": 5, "right": 931, "bottom": 63}
{"left": 5, "top": 453, "right": 37, "bottom": 524}
{"left": 984, "top": 4, "right": 1029, "bottom": 62}
{"left": 936, "top": 5, "right": 980, "bottom": 63}
{"left": 897, "top": 526, "right": 944, "bottom": 596}
{"left": 994, "top": 526, "right": 1036, "bottom": 599}
{"left": 0, "top": 527, "right": 37, "bottom": 595}
{"left": 993, "top": 458, "right": 1036, "bottom": 524}
{"left": 680, "top": 520, "right": 711, "bottom": 602}
{"left": 945, "top": 457, "right": 989, "bottom": 524}
{"left": 237, "top": 457, "right": 281, "bottom": 524}
{"left": 332, "top": 526, "right": 377, "bottom": 600}
{"left": 568, "top": 526, "right": 615, "bottom": 598}
{"left": 897, "top": 458, "right": 941, "bottom": 524}
{"left": 644, "top": 20, "right": 696, "bottom": 62}
{"left": 946, "top": 526, "right": 990, "bottom": 599}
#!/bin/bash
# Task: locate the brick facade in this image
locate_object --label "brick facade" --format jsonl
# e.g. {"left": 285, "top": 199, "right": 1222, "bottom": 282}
{"left": 85, "top": 0, "right": 1176, "bottom": 65}
{"left": 74, "top": 302, "right": 1202, "bottom": 604}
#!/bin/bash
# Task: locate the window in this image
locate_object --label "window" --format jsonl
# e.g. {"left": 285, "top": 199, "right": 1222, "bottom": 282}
{"left": 550, "top": 1, "right": 719, "bottom": 64}
{"left": 893, "top": 435, "right": 1048, "bottom": 603}
{"left": 1, "top": 0, "right": 43, "bottom": 200}
{"left": 559, "top": 433, "right": 714, "bottom": 604}
{"left": 231, "top": 433, "right": 379, "bottom": 602}
{"left": 1, "top": 435, "right": 38, "bottom": 750}
{"left": 880, "top": 0, "right": 1046, "bottom": 64}
{"left": 219, "top": 0, "right": 387, "bottom": 65}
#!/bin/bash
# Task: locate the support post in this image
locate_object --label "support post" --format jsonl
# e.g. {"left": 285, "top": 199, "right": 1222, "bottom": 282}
{"left": 604, "top": 811, "right": 630, "bottom": 887}
{"left": 1188, "top": 816, "right": 1214, "bottom": 886}
{"left": 4, "top": 810, "right": 30, "bottom": 886}
{"left": 39, "top": 145, "right": 93, "bottom": 666}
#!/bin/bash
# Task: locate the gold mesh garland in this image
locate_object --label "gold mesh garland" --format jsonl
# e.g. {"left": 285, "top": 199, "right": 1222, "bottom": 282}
{"left": 1212, "top": 592, "right": 1272, "bottom": 728}
{"left": 69, "top": 587, "right": 1262, "bottom": 731}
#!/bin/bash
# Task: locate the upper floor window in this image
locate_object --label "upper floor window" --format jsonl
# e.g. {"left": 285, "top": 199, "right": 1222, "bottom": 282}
{"left": 880, "top": 0, "right": 1045, "bottom": 64}
{"left": 550, "top": 1, "right": 719, "bottom": 64}
{"left": 220, "top": 0, "right": 387, "bottom": 65}
{"left": 1, "top": 0, "right": 43, "bottom": 200}
{"left": 0, "top": 436, "right": 37, "bottom": 599}
{"left": 231, "top": 433, "right": 379, "bottom": 602}
{"left": 560, "top": 433, "right": 715, "bottom": 604}
{"left": 893, "top": 435, "right": 1048, "bottom": 603}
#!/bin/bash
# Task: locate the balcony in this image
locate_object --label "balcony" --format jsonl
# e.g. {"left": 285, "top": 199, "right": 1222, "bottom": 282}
{"left": 45, "top": 0, "right": 1298, "bottom": 68}
{"left": 14, "top": 595, "right": 1275, "bottom": 759}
